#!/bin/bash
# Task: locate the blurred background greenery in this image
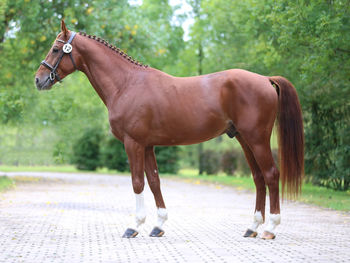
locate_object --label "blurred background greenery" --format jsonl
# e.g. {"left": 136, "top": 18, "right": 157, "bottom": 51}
{"left": 0, "top": 0, "right": 349, "bottom": 191}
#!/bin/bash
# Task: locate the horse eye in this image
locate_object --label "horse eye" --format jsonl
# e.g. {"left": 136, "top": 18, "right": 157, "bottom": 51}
{"left": 53, "top": 48, "right": 59, "bottom": 53}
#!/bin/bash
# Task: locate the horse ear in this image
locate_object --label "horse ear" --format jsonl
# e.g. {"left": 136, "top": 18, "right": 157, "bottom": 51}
{"left": 61, "top": 20, "right": 68, "bottom": 37}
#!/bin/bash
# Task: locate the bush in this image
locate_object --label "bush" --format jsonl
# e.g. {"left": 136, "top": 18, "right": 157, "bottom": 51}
{"left": 155, "top": 146, "right": 180, "bottom": 174}
{"left": 305, "top": 102, "right": 350, "bottom": 191}
{"left": 201, "top": 149, "right": 220, "bottom": 175}
{"left": 100, "top": 135, "right": 128, "bottom": 172}
{"left": 71, "top": 128, "right": 102, "bottom": 171}
{"left": 271, "top": 148, "right": 278, "bottom": 166}
{"left": 221, "top": 149, "right": 239, "bottom": 176}
{"left": 221, "top": 148, "right": 278, "bottom": 177}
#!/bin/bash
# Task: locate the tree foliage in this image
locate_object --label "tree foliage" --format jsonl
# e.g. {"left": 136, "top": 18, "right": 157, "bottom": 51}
{"left": 101, "top": 135, "right": 129, "bottom": 172}
{"left": 0, "top": 0, "right": 349, "bottom": 190}
{"left": 0, "top": 0, "right": 185, "bottom": 165}
{"left": 155, "top": 146, "right": 180, "bottom": 174}
{"left": 71, "top": 127, "right": 102, "bottom": 171}
{"left": 183, "top": 0, "right": 350, "bottom": 190}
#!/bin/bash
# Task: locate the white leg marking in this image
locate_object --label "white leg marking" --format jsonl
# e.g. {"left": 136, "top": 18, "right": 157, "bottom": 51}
{"left": 249, "top": 211, "right": 263, "bottom": 231}
{"left": 265, "top": 213, "right": 281, "bottom": 234}
{"left": 155, "top": 208, "right": 168, "bottom": 229}
{"left": 134, "top": 192, "right": 146, "bottom": 229}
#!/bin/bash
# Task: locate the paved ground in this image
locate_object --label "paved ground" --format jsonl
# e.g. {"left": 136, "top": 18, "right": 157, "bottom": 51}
{"left": 0, "top": 172, "right": 349, "bottom": 263}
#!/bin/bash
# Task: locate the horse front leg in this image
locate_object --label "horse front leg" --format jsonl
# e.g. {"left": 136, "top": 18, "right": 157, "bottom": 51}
{"left": 122, "top": 137, "right": 146, "bottom": 238}
{"left": 144, "top": 146, "right": 168, "bottom": 237}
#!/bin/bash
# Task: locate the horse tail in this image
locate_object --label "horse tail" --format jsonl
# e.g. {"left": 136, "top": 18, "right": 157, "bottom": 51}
{"left": 269, "top": 76, "right": 304, "bottom": 198}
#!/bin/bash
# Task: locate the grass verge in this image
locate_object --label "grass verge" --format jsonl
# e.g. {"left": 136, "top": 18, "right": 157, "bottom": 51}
{"left": 167, "top": 169, "right": 350, "bottom": 212}
{"left": 0, "top": 165, "right": 123, "bottom": 174}
{"left": 1, "top": 166, "right": 349, "bottom": 211}
{"left": 0, "top": 176, "right": 15, "bottom": 192}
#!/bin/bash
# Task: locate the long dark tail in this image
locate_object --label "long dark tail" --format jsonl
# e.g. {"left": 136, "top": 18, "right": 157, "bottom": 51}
{"left": 269, "top": 76, "right": 304, "bottom": 198}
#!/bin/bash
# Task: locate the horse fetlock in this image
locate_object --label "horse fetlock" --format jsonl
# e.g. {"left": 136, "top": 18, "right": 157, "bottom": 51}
{"left": 156, "top": 208, "right": 168, "bottom": 228}
{"left": 250, "top": 211, "right": 263, "bottom": 231}
{"left": 136, "top": 211, "right": 146, "bottom": 227}
{"left": 264, "top": 213, "right": 281, "bottom": 234}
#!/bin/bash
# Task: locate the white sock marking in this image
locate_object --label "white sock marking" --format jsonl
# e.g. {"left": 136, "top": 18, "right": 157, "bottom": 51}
{"left": 134, "top": 192, "right": 146, "bottom": 229}
{"left": 250, "top": 211, "right": 263, "bottom": 231}
{"left": 265, "top": 213, "right": 281, "bottom": 234}
{"left": 155, "top": 208, "right": 168, "bottom": 229}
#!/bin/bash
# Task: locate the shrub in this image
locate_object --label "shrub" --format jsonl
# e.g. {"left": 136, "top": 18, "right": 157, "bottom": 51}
{"left": 201, "top": 149, "right": 220, "bottom": 175}
{"left": 71, "top": 128, "right": 102, "bottom": 171}
{"left": 305, "top": 103, "right": 350, "bottom": 191}
{"left": 271, "top": 148, "right": 278, "bottom": 166}
{"left": 100, "top": 135, "right": 129, "bottom": 172}
{"left": 221, "top": 149, "right": 239, "bottom": 176}
{"left": 234, "top": 151, "right": 250, "bottom": 176}
{"left": 155, "top": 146, "right": 180, "bottom": 174}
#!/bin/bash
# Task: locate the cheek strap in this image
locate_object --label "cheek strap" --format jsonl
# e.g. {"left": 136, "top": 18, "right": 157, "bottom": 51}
{"left": 40, "top": 31, "right": 77, "bottom": 83}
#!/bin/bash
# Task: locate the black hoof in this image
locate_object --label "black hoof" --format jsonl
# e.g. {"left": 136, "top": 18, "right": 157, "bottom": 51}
{"left": 122, "top": 228, "right": 138, "bottom": 238}
{"left": 149, "top": 227, "right": 164, "bottom": 237}
{"left": 243, "top": 229, "right": 258, "bottom": 238}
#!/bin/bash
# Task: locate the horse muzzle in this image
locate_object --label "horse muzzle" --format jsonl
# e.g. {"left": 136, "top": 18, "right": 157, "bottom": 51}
{"left": 35, "top": 74, "right": 53, "bottom": 91}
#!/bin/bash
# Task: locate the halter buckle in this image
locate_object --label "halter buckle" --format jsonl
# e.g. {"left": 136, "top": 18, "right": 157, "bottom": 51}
{"left": 50, "top": 72, "right": 55, "bottom": 81}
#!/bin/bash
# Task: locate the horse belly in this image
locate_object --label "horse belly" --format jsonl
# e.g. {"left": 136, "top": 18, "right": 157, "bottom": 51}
{"left": 151, "top": 103, "right": 228, "bottom": 145}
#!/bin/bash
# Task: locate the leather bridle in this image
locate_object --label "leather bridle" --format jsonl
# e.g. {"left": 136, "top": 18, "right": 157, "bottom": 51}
{"left": 40, "top": 31, "right": 77, "bottom": 83}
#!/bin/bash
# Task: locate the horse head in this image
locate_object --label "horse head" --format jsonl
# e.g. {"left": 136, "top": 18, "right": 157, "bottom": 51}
{"left": 35, "top": 20, "right": 78, "bottom": 90}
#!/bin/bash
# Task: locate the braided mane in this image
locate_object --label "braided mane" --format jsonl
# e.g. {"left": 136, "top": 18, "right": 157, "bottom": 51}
{"left": 78, "top": 32, "right": 148, "bottom": 68}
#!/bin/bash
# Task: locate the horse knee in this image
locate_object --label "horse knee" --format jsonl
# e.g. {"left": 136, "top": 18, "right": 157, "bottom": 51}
{"left": 132, "top": 179, "right": 144, "bottom": 194}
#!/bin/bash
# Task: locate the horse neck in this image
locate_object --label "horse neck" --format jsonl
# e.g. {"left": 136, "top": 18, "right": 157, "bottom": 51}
{"left": 75, "top": 35, "right": 136, "bottom": 106}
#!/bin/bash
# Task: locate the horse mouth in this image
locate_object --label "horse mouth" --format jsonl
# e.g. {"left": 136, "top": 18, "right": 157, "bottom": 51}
{"left": 35, "top": 77, "right": 53, "bottom": 91}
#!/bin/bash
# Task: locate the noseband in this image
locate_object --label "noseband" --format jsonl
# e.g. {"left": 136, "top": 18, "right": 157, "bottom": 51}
{"left": 40, "top": 31, "right": 77, "bottom": 83}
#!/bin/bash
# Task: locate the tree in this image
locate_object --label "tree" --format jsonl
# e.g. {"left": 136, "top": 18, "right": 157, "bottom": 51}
{"left": 184, "top": 0, "right": 349, "bottom": 189}
{"left": 71, "top": 128, "right": 102, "bottom": 171}
{"left": 0, "top": 0, "right": 186, "bottom": 165}
{"left": 101, "top": 135, "right": 129, "bottom": 172}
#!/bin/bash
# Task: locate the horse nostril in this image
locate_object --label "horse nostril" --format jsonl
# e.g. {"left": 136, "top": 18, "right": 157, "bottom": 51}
{"left": 35, "top": 77, "right": 39, "bottom": 84}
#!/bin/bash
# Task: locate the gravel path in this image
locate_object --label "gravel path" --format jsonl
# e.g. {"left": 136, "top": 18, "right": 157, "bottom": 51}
{"left": 0, "top": 172, "right": 349, "bottom": 263}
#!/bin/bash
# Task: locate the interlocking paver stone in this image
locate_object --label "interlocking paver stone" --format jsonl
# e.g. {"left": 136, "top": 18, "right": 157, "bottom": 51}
{"left": 0, "top": 172, "right": 349, "bottom": 263}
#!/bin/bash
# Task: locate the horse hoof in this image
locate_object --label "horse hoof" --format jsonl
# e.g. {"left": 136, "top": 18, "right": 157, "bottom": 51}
{"left": 149, "top": 227, "right": 164, "bottom": 237}
{"left": 261, "top": 231, "right": 275, "bottom": 240}
{"left": 243, "top": 229, "right": 258, "bottom": 238}
{"left": 122, "top": 228, "right": 138, "bottom": 238}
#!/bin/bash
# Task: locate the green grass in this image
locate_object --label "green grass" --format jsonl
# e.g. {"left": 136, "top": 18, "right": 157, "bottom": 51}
{"left": 298, "top": 183, "right": 350, "bottom": 211}
{"left": 168, "top": 168, "right": 255, "bottom": 191}
{"left": 0, "top": 165, "right": 124, "bottom": 174}
{"left": 0, "top": 176, "right": 15, "bottom": 192}
{"left": 168, "top": 169, "right": 350, "bottom": 211}
{"left": 1, "top": 165, "right": 349, "bottom": 211}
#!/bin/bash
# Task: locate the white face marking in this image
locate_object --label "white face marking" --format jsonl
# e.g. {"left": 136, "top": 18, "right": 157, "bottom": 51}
{"left": 154, "top": 169, "right": 157, "bottom": 174}
{"left": 265, "top": 213, "right": 281, "bottom": 234}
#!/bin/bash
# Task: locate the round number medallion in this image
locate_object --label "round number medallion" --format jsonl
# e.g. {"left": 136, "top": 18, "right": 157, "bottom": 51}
{"left": 63, "top": 43, "right": 73, "bottom": 53}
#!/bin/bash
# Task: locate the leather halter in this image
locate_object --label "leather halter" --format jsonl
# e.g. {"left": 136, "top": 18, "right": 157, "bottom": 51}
{"left": 40, "top": 31, "right": 77, "bottom": 83}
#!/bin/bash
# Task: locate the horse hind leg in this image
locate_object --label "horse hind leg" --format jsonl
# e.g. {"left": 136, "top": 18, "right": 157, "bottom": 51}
{"left": 144, "top": 146, "right": 168, "bottom": 237}
{"left": 243, "top": 134, "right": 281, "bottom": 240}
{"left": 236, "top": 134, "right": 266, "bottom": 238}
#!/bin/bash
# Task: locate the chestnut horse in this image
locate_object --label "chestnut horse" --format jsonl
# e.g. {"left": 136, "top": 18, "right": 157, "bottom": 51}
{"left": 35, "top": 21, "right": 304, "bottom": 239}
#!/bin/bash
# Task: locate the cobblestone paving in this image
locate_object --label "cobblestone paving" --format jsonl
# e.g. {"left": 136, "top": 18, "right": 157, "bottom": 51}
{"left": 0, "top": 172, "right": 349, "bottom": 263}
